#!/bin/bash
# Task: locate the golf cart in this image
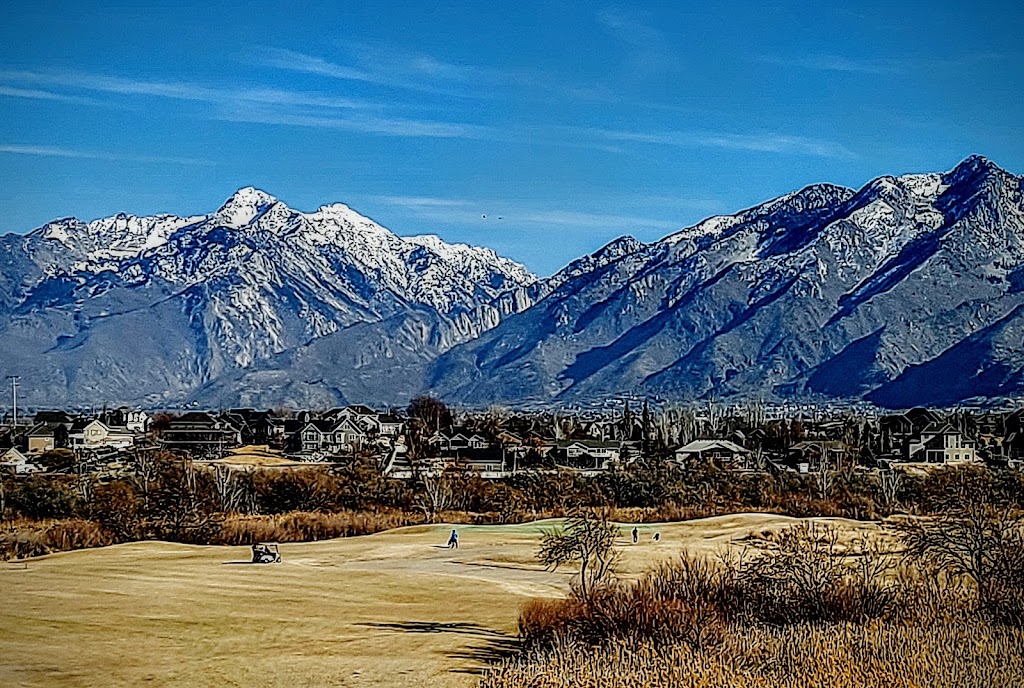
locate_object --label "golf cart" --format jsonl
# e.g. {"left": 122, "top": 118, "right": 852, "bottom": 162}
{"left": 251, "top": 542, "right": 282, "bottom": 564}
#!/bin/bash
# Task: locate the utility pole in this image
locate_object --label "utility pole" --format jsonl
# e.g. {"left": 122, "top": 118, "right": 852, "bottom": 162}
{"left": 6, "top": 376, "right": 19, "bottom": 430}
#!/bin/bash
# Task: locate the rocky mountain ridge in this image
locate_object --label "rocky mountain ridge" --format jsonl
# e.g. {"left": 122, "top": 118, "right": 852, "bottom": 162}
{"left": 0, "top": 188, "right": 535, "bottom": 406}
{"left": 2, "top": 155, "right": 1022, "bottom": 409}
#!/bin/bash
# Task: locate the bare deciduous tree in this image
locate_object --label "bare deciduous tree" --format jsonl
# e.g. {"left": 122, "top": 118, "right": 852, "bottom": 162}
{"left": 814, "top": 456, "right": 835, "bottom": 497}
{"left": 538, "top": 511, "right": 620, "bottom": 599}
{"left": 878, "top": 469, "right": 901, "bottom": 507}
{"left": 414, "top": 471, "right": 455, "bottom": 522}
{"left": 132, "top": 448, "right": 160, "bottom": 510}
{"left": 212, "top": 464, "right": 251, "bottom": 513}
{"left": 899, "top": 504, "right": 1024, "bottom": 622}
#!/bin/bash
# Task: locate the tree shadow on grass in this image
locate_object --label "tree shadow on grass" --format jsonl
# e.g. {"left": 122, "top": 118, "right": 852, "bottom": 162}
{"left": 358, "top": 621, "right": 520, "bottom": 675}
{"left": 447, "top": 634, "right": 520, "bottom": 675}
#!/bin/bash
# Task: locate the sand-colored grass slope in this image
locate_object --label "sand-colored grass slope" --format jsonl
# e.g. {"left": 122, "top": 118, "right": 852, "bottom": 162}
{"left": 207, "top": 445, "right": 313, "bottom": 467}
{"left": 0, "top": 514, "right": 882, "bottom": 688}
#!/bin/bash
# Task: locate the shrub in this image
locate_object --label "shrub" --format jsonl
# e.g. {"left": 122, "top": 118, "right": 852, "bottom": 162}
{"left": 8, "top": 476, "right": 81, "bottom": 519}
{"left": 899, "top": 504, "right": 1024, "bottom": 625}
{"left": 0, "top": 517, "right": 112, "bottom": 560}
{"left": 484, "top": 618, "right": 1024, "bottom": 688}
{"left": 517, "top": 582, "right": 724, "bottom": 653}
{"left": 739, "top": 523, "right": 865, "bottom": 623}
{"left": 520, "top": 522, "right": 906, "bottom": 655}
{"left": 210, "top": 509, "right": 415, "bottom": 545}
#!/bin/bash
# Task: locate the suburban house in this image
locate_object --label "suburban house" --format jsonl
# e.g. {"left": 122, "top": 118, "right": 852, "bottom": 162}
{"left": 322, "top": 406, "right": 402, "bottom": 437}
{"left": 221, "top": 409, "right": 285, "bottom": 446}
{"left": 25, "top": 422, "right": 69, "bottom": 453}
{"left": 452, "top": 447, "right": 509, "bottom": 476}
{"left": 673, "top": 439, "right": 751, "bottom": 470}
{"left": 787, "top": 440, "right": 850, "bottom": 473}
{"left": 299, "top": 420, "right": 339, "bottom": 453}
{"left": 332, "top": 418, "right": 367, "bottom": 448}
{"left": 100, "top": 407, "right": 151, "bottom": 433}
{"left": 327, "top": 405, "right": 376, "bottom": 424}
{"left": 298, "top": 418, "right": 367, "bottom": 454}
{"left": 33, "top": 410, "right": 74, "bottom": 426}
{"left": 903, "top": 423, "right": 977, "bottom": 463}
{"left": 158, "top": 412, "right": 243, "bottom": 454}
{"left": 124, "top": 409, "right": 150, "bottom": 433}
{"left": 356, "top": 415, "right": 384, "bottom": 436}
{"left": 0, "top": 446, "right": 42, "bottom": 474}
{"left": 429, "top": 432, "right": 490, "bottom": 453}
{"left": 341, "top": 404, "right": 377, "bottom": 417}
{"left": 1004, "top": 427, "right": 1024, "bottom": 469}
{"left": 69, "top": 419, "right": 136, "bottom": 450}
{"left": 879, "top": 411, "right": 934, "bottom": 453}
{"left": 556, "top": 440, "right": 620, "bottom": 469}
{"left": 376, "top": 414, "right": 404, "bottom": 437}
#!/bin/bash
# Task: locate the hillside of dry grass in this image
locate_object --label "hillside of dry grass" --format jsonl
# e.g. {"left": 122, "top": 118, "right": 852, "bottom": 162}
{"left": 482, "top": 510, "right": 1024, "bottom": 688}
{"left": 0, "top": 514, "right": 876, "bottom": 688}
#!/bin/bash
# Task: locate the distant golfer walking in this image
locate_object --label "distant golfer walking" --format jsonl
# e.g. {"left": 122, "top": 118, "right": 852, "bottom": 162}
{"left": 632, "top": 527, "right": 639, "bottom": 544}
{"left": 447, "top": 529, "right": 459, "bottom": 549}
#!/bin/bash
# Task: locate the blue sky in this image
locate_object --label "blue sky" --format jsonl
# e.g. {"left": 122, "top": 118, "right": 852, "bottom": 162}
{"left": 1, "top": 1, "right": 1022, "bottom": 275}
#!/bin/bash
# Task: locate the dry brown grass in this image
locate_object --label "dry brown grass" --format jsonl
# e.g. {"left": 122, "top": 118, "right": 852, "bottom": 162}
{"left": 0, "top": 518, "right": 113, "bottom": 560}
{"left": 210, "top": 508, "right": 416, "bottom": 544}
{"left": 485, "top": 515, "right": 1024, "bottom": 688}
{"left": 209, "top": 445, "right": 313, "bottom": 467}
{"left": 1, "top": 510, "right": 418, "bottom": 558}
{"left": 482, "top": 618, "right": 1024, "bottom": 688}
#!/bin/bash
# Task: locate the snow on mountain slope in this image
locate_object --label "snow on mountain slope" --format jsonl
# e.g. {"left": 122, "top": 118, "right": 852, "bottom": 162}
{"left": 0, "top": 188, "right": 535, "bottom": 406}
{"left": 28, "top": 213, "right": 203, "bottom": 274}
{"left": 429, "top": 155, "right": 1024, "bottom": 408}
{"left": 3, "top": 156, "right": 1023, "bottom": 409}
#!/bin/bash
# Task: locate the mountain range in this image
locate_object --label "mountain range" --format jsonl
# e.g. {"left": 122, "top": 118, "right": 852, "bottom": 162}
{"left": 2, "top": 155, "right": 1022, "bottom": 409}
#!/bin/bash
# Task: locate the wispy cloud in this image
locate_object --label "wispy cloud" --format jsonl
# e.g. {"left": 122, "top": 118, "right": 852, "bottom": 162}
{"left": 214, "top": 107, "right": 495, "bottom": 139}
{"left": 597, "top": 8, "right": 678, "bottom": 74}
{"left": 517, "top": 209, "right": 679, "bottom": 230}
{"left": 252, "top": 44, "right": 607, "bottom": 104}
{"left": 0, "top": 69, "right": 376, "bottom": 110}
{"left": 759, "top": 51, "right": 1017, "bottom": 75}
{"left": 254, "top": 48, "right": 372, "bottom": 83}
{"left": 371, "top": 195, "right": 680, "bottom": 231}
{"left": 0, "top": 68, "right": 500, "bottom": 141}
{"left": 0, "top": 144, "right": 213, "bottom": 165}
{"left": 252, "top": 46, "right": 507, "bottom": 98}
{"left": 569, "top": 126, "right": 854, "bottom": 159}
{"left": 376, "top": 196, "right": 473, "bottom": 209}
{"left": 0, "top": 85, "right": 113, "bottom": 107}
{"left": 759, "top": 54, "right": 904, "bottom": 74}
{"left": 0, "top": 68, "right": 851, "bottom": 155}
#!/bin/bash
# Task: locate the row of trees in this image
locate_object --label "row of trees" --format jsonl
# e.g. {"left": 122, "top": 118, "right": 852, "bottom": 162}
{"left": 5, "top": 450, "right": 1024, "bottom": 537}
{"left": 409, "top": 394, "right": 1020, "bottom": 464}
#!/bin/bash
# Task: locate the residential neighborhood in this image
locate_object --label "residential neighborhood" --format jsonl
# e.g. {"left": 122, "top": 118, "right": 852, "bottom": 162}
{"left": 1, "top": 397, "right": 1021, "bottom": 484}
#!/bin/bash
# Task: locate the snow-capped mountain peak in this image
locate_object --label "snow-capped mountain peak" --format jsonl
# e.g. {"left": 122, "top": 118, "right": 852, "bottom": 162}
{"left": 212, "top": 186, "right": 280, "bottom": 228}
{"left": 27, "top": 212, "right": 202, "bottom": 273}
{"left": 2, "top": 188, "right": 537, "bottom": 402}
{"left": 427, "top": 156, "right": 1024, "bottom": 409}
{"left": 4, "top": 156, "right": 1022, "bottom": 409}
